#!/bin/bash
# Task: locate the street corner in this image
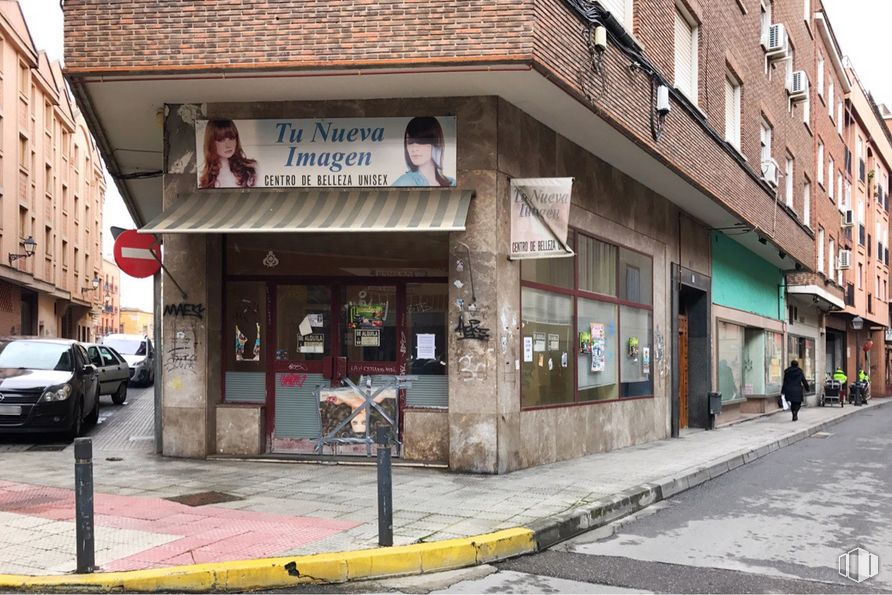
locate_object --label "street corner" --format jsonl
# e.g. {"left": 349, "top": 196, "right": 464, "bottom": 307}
{"left": 0, "top": 528, "right": 537, "bottom": 593}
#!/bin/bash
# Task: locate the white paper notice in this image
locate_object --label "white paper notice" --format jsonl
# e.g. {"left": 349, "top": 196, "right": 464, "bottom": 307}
{"left": 298, "top": 316, "right": 313, "bottom": 337}
{"left": 416, "top": 334, "right": 437, "bottom": 359}
{"left": 523, "top": 337, "right": 533, "bottom": 362}
{"left": 308, "top": 314, "right": 324, "bottom": 327}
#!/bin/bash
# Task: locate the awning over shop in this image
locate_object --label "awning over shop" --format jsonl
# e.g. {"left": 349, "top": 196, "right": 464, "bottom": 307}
{"left": 139, "top": 189, "right": 473, "bottom": 234}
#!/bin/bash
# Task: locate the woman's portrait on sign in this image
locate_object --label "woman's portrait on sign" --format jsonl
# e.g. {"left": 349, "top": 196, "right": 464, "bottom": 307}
{"left": 393, "top": 117, "right": 456, "bottom": 187}
{"left": 199, "top": 119, "right": 258, "bottom": 189}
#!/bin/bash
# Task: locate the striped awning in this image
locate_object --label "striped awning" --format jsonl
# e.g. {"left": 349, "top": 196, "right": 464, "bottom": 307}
{"left": 139, "top": 189, "right": 473, "bottom": 234}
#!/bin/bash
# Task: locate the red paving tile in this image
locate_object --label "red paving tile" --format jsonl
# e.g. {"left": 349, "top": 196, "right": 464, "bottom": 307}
{"left": 0, "top": 481, "right": 358, "bottom": 572}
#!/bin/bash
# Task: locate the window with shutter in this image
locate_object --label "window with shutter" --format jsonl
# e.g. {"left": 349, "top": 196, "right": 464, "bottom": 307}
{"left": 817, "top": 229, "right": 825, "bottom": 274}
{"left": 818, "top": 143, "right": 824, "bottom": 185}
{"left": 817, "top": 55, "right": 824, "bottom": 96}
{"left": 828, "top": 159, "right": 834, "bottom": 198}
{"left": 725, "top": 76, "right": 741, "bottom": 148}
{"left": 601, "top": 0, "right": 632, "bottom": 30}
{"left": 803, "top": 181, "right": 811, "bottom": 226}
{"left": 786, "top": 157, "right": 794, "bottom": 208}
{"left": 674, "top": 8, "right": 698, "bottom": 104}
{"left": 828, "top": 82, "right": 834, "bottom": 117}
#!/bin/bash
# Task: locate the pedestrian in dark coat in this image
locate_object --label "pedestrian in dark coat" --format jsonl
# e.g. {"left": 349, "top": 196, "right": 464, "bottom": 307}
{"left": 782, "top": 360, "right": 809, "bottom": 421}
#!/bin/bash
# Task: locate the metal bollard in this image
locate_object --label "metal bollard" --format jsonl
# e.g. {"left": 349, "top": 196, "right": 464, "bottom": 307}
{"left": 74, "top": 437, "right": 95, "bottom": 574}
{"left": 376, "top": 426, "right": 393, "bottom": 547}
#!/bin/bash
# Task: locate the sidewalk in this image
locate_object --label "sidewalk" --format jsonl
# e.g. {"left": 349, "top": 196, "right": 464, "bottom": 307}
{"left": 0, "top": 399, "right": 886, "bottom": 591}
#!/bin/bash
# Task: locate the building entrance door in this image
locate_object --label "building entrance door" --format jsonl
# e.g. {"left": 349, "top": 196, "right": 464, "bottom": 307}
{"left": 270, "top": 282, "right": 402, "bottom": 455}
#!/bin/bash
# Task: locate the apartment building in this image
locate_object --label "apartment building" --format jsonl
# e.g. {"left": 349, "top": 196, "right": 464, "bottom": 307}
{"left": 62, "top": 0, "right": 880, "bottom": 470}
{"left": 98, "top": 258, "right": 121, "bottom": 337}
{"left": 0, "top": 3, "right": 105, "bottom": 341}
{"left": 825, "top": 67, "right": 892, "bottom": 391}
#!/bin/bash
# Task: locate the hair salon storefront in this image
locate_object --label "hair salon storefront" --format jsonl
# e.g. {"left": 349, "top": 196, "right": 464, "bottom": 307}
{"left": 151, "top": 97, "right": 695, "bottom": 473}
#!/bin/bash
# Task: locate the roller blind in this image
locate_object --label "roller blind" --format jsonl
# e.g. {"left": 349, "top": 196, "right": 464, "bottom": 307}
{"left": 674, "top": 9, "right": 698, "bottom": 103}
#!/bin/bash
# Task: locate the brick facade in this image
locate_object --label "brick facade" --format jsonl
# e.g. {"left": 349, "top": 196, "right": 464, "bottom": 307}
{"left": 63, "top": 0, "right": 814, "bottom": 265}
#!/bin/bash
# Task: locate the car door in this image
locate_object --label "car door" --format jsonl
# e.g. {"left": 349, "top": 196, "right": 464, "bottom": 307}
{"left": 74, "top": 344, "right": 99, "bottom": 413}
{"left": 86, "top": 346, "right": 110, "bottom": 394}
{"left": 99, "top": 346, "right": 128, "bottom": 388}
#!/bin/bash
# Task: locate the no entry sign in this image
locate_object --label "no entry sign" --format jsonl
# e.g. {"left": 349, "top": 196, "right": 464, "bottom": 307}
{"left": 114, "top": 229, "right": 162, "bottom": 278}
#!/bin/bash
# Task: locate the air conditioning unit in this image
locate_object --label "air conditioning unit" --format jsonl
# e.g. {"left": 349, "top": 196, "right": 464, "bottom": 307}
{"left": 787, "top": 70, "right": 808, "bottom": 100}
{"left": 761, "top": 159, "right": 779, "bottom": 188}
{"left": 842, "top": 209, "right": 854, "bottom": 227}
{"left": 838, "top": 249, "right": 852, "bottom": 270}
{"left": 765, "top": 24, "right": 788, "bottom": 55}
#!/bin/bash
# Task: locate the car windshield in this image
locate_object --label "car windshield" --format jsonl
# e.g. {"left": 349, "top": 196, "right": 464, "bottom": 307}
{"left": 105, "top": 338, "right": 145, "bottom": 356}
{"left": 0, "top": 341, "right": 72, "bottom": 371}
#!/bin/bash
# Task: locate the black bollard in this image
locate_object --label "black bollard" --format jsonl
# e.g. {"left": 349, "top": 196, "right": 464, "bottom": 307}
{"left": 376, "top": 426, "right": 393, "bottom": 547}
{"left": 74, "top": 438, "right": 95, "bottom": 574}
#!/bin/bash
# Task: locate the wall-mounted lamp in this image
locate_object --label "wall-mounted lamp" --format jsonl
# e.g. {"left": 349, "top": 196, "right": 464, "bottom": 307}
{"left": 8, "top": 236, "right": 37, "bottom": 266}
{"left": 81, "top": 274, "right": 101, "bottom": 294}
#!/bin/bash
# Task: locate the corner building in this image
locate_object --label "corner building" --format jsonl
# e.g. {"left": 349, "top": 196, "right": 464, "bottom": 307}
{"left": 64, "top": 0, "right": 814, "bottom": 471}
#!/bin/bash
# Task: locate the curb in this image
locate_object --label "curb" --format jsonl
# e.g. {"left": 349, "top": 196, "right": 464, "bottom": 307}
{"left": 529, "top": 398, "right": 892, "bottom": 550}
{"left": 0, "top": 528, "right": 536, "bottom": 593}
{"left": 1, "top": 400, "right": 886, "bottom": 592}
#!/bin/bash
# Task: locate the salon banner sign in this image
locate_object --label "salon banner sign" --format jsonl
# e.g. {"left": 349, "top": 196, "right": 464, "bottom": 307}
{"left": 509, "top": 177, "right": 574, "bottom": 260}
{"left": 195, "top": 117, "right": 457, "bottom": 189}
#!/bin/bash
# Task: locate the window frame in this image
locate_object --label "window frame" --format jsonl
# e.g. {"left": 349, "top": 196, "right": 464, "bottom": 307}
{"left": 724, "top": 74, "right": 742, "bottom": 148}
{"left": 674, "top": 5, "right": 699, "bottom": 105}
{"left": 520, "top": 230, "right": 655, "bottom": 410}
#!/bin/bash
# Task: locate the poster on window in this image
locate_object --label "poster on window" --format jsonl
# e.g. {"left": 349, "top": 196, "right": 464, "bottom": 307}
{"left": 591, "top": 323, "right": 606, "bottom": 372}
{"left": 509, "top": 178, "right": 574, "bottom": 260}
{"left": 319, "top": 386, "right": 397, "bottom": 439}
{"left": 299, "top": 333, "right": 325, "bottom": 354}
{"left": 348, "top": 305, "right": 386, "bottom": 329}
{"left": 195, "top": 117, "right": 457, "bottom": 188}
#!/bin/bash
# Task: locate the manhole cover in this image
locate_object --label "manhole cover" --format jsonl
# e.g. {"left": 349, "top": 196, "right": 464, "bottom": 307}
{"left": 27, "top": 444, "right": 68, "bottom": 452}
{"left": 164, "top": 491, "right": 243, "bottom": 507}
{"left": 812, "top": 432, "right": 834, "bottom": 439}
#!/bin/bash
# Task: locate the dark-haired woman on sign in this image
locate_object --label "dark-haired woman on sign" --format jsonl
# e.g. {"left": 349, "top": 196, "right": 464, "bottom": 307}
{"left": 393, "top": 117, "right": 456, "bottom": 187}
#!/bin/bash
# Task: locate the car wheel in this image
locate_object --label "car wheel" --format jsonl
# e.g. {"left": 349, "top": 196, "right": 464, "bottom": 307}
{"left": 66, "top": 398, "right": 83, "bottom": 441}
{"left": 112, "top": 381, "right": 128, "bottom": 405}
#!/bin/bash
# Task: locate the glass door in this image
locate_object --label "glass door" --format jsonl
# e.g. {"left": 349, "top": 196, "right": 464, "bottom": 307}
{"left": 271, "top": 285, "right": 332, "bottom": 450}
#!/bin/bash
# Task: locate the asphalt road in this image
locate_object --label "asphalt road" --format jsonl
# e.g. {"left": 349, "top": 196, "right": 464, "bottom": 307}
{"left": 268, "top": 403, "right": 892, "bottom": 594}
{"left": 0, "top": 382, "right": 156, "bottom": 453}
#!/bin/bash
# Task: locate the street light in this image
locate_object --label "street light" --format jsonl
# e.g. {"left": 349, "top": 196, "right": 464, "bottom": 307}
{"left": 81, "top": 274, "right": 101, "bottom": 294}
{"left": 8, "top": 236, "right": 37, "bottom": 266}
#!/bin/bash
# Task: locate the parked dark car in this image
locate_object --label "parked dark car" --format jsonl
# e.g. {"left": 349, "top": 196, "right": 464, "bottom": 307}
{"left": 101, "top": 334, "right": 154, "bottom": 387}
{"left": 0, "top": 338, "right": 99, "bottom": 439}
{"left": 85, "top": 343, "right": 130, "bottom": 405}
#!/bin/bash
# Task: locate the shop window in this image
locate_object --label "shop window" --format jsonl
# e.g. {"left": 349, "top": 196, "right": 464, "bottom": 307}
{"left": 619, "top": 306, "right": 653, "bottom": 397}
{"left": 765, "top": 331, "right": 783, "bottom": 394}
{"left": 521, "top": 287, "right": 574, "bottom": 407}
{"left": 406, "top": 283, "right": 448, "bottom": 407}
{"left": 342, "top": 285, "right": 397, "bottom": 364}
{"left": 275, "top": 285, "right": 331, "bottom": 363}
{"left": 718, "top": 321, "right": 744, "bottom": 401}
{"left": 578, "top": 298, "right": 618, "bottom": 401}
{"left": 619, "top": 247, "right": 653, "bottom": 305}
{"left": 521, "top": 231, "right": 653, "bottom": 408}
{"left": 224, "top": 281, "right": 267, "bottom": 403}
{"left": 578, "top": 235, "right": 616, "bottom": 296}
{"left": 787, "top": 335, "right": 815, "bottom": 394}
{"left": 520, "top": 230, "right": 575, "bottom": 289}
